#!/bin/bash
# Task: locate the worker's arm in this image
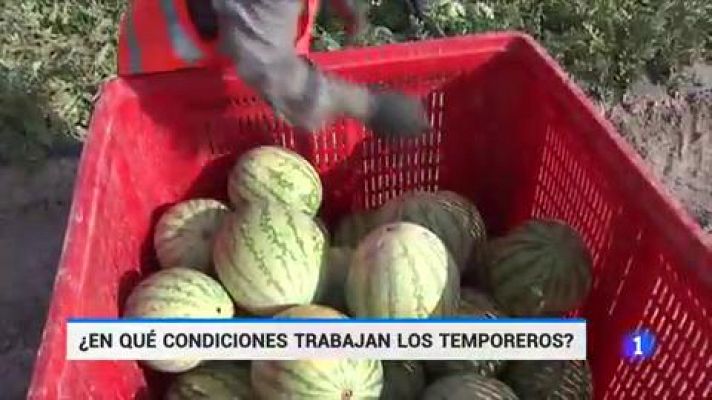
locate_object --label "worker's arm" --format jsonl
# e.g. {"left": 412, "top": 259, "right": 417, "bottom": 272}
{"left": 212, "top": 0, "right": 429, "bottom": 137}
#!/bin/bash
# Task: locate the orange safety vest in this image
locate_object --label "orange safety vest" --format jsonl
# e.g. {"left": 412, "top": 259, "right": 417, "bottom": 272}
{"left": 117, "top": 0, "right": 320, "bottom": 76}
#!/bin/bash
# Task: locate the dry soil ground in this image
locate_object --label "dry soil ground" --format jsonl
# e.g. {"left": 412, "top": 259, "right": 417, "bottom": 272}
{"left": 608, "top": 62, "right": 712, "bottom": 232}
{"left": 0, "top": 69, "right": 710, "bottom": 399}
{"left": 609, "top": 86, "right": 712, "bottom": 232}
{"left": 0, "top": 158, "right": 77, "bottom": 399}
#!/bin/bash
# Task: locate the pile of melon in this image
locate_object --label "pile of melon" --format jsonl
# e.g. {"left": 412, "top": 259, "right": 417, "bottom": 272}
{"left": 124, "top": 145, "right": 595, "bottom": 399}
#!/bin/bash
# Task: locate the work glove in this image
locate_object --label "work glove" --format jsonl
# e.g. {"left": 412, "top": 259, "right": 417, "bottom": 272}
{"left": 365, "top": 90, "right": 431, "bottom": 139}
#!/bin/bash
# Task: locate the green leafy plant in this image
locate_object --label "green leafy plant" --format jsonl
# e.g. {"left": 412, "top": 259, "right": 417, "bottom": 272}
{"left": 0, "top": 0, "right": 125, "bottom": 142}
{"left": 319, "top": 0, "right": 711, "bottom": 103}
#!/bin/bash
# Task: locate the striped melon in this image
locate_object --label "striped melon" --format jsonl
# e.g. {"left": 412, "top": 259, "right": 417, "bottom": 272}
{"left": 315, "top": 246, "right": 354, "bottom": 313}
{"left": 213, "top": 201, "right": 326, "bottom": 316}
{"left": 251, "top": 305, "right": 384, "bottom": 399}
{"left": 458, "top": 287, "right": 503, "bottom": 318}
{"left": 154, "top": 199, "right": 230, "bottom": 272}
{"left": 503, "top": 360, "right": 593, "bottom": 400}
{"left": 380, "top": 361, "right": 425, "bottom": 400}
{"left": 374, "top": 190, "right": 487, "bottom": 273}
{"left": 276, "top": 303, "right": 344, "bottom": 318}
{"left": 227, "top": 146, "right": 322, "bottom": 216}
{"left": 333, "top": 209, "right": 383, "bottom": 248}
{"left": 422, "top": 373, "right": 519, "bottom": 400}
{"left": 345, "top": 222, "right": 460, "bottom": 318}
{"left": 166, "top": 361, "right": 252, "bottom": 400}
{"left": 483, "top": 219, "right": 593, "bottom": 316}
{"left": 123, "top": 268, "right": 234, "bottom": 373}
{"left": 423, "top": 287, "right": 506, "bottom": 380}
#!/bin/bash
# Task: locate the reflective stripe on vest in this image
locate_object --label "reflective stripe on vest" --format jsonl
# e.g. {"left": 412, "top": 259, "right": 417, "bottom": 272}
{"left": 120, "top": 9, "right": 142, "bottom": 75}
{"left": 119, "top": 0, "right": 214, "bottom": 75}
{"left": 118, "top": 0, "right": 319, "bottom": 76}
{"left": 160, "top": 0, "right": 204, "bottom": 64}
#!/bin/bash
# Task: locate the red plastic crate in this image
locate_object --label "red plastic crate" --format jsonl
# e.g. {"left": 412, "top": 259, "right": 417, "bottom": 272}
{"left": 28, "top": 32, "right": 711, "bottom": 399}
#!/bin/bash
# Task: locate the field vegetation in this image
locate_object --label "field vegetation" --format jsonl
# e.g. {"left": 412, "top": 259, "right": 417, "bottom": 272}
{"left": 1, "top": 0, "right": 710, "bottom": 164}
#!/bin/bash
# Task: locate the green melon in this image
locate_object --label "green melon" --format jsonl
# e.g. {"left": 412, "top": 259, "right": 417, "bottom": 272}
{"left": 423, "top": 287, "right": 506, "bottom": 380}
{"left": 422, "top": 373, "right": 519, "bottom": 400}
{"left": 380, "top": 361, "right": 425, "bottom": 400}
{"left": 458, "top": 287, "right": 503, "bottom": 318}
{"left": 123, "top": 268, "right": 234, "bottom": 318}
{"left": 483, "top": 219, "right": 593, "bottom": 317}
{"left": 123, "top": 268, "right": 234, "bottom": 373}
{"left": 422, "top": 359, "right": 505, "bottom": 383}
{"left": 276, "top": 303, "right": 345, "bottom": 318}
{"left": 227, "top": 145, "right": 322, "bottom": 215}
{"left": 436, "top": 190, "right": 489, "bottom": 268}
{"left": 166, "top": 361, "right": 252, "bottom": 400}
{"left": 315, "top": 246, "right": 354, "bottom": 313}
{"left": 154, "top": 199, "right": 230, "bottom": 272}
{"left": 374, "top": 190, "right": 487, "bottom": 273}
{"left": 333, "top": 209, "right": 383, "bottom": 248}
{"left": 503, "top": 360, "right": 593, "bottom": 400}
{"left": 251, "top": 305, "right": 384, "bottom": 399}
{"left": 345, "top": 222, "right": 460, "bottom": 318}
{"left": 213, "top": 201, "right": 326, "bottom": 316}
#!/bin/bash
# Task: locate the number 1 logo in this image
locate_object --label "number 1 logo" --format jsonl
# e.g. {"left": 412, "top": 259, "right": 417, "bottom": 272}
{"left": 623, "top": 329, "right": 656, "bottom": 361}
{"left": 633, "top": 335, "right": 643, "bottom": 356}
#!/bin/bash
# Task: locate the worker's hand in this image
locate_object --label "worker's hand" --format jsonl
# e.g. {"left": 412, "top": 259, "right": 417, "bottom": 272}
{"left": 366, "top": 91, "right": 431, "bottom": 139}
